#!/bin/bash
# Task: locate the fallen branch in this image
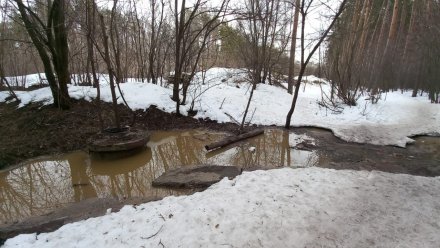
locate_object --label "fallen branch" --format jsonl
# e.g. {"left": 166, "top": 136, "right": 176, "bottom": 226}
{"left": 1, "top": 76, "right": 20, "bottom": 102}
{"left": 204, "top": 129, "right": 264, "bottom": 151}
{"left": 224, "top": 112, "right": 240, "bottom": 125}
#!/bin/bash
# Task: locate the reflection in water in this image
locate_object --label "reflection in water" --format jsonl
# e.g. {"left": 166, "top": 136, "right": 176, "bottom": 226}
{"left": 0, "top": 129, "right": 320, "bottom": 223}
{"left": 207, "top": 130, "right": 319, "bottom": 168}
{"left": 0, "top": 160, "right": 74, "bottom": 223}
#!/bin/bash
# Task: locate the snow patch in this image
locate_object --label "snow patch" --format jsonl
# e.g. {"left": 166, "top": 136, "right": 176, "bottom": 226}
{"left": 4, "top": 167, "right": 440, "bottom": 248}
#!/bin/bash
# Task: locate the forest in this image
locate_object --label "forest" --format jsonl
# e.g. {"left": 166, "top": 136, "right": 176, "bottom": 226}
{"left": 0, "top": 0, "right": 440, "bottom": 246}
{"left": 327, "top": 0, "right": 440, "bottom": 105}
{"left": 0, "top": 0, "right": 440, "bottom": 163}
{"left": 1, "top": 0, "right": 438, "bottom": 111}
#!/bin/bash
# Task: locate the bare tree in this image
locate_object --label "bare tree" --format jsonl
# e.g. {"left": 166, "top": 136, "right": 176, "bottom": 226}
{"left": 147, "top": 0, "right": 165, "bottom": 84}
{"left": 0, "top": 64, "right": 19, "bottom": 102}
{"left": 172, "top": 0, "right": 230, "bottom": 115}
{"left": 85, "top": 0, "right": 103, "bottom": 130}
{"left": 12, "top": 0, "right": 71, "bottom": 109}
{"left": 0, "top": 1, "right": 19, "bottom": 101}
{"left": 285, "top": 0, "right": 348, "bottom": 128}
{"left": 98, "top": 5, "right": 121, "bottom": 130}
{"left": 236, "top": 0, "right": 290, "bottom": 131}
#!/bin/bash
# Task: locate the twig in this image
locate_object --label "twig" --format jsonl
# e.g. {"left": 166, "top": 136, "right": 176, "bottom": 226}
{"left": 219, "top": 97, "right": 226, "bottom": 109}
{"left": 159, "top": 240, "right": 165, "bottom": 248}
{"left": 141, "top": 225, "right": 164, "bottom": 240}
{"left": 224, "top": 112, "right": 240, "bottom": 125}
{"left": 158, "top": 213, "right": 166, "bottom": 221}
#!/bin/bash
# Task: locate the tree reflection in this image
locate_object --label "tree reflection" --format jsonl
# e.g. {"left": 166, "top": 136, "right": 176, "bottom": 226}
{"left": 0, "top": 129, "right": 320, "bottom": 223}
{"left": 86, "top": 132, "right": 204, "bottom": 201}
{"left": 0, "top": 159, "right": 75, "bottom": 222}
{"left": 206, "top": 129, "right": 294, "bottom": 169}
{"left": 66, "top": 152, "right": 96, "bottom": 202}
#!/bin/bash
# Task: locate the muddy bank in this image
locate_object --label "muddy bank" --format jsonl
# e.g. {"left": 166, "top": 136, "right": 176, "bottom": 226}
{"left": 295, "top": 127, "right": 440, "bottom": 177}
{"left": 0, "top": 100, "right": 243, "bottom": 170}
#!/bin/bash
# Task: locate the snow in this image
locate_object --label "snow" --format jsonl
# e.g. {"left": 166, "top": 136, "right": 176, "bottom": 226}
{"left": 3, "top": 73, "right": 48, "bottom": 89}
{"left": 288, "top": 133, "right": 316, "bottom": 147}
{"left": 4, "top": 167, "right": 440, "bottom": 248}
{"left": 1, "top": 67, "right": 439, "bottom": 146}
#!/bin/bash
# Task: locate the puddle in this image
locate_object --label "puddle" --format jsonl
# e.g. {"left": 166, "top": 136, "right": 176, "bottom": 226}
{"left": 0, "top": 129, "right": 321, "bottom": 223}
{"left": 408, "top": 136, "right": 440, "bottom": 161}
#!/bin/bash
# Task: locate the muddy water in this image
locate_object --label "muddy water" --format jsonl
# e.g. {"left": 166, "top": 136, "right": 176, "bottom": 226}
{"left": 0, "top": 129, "right": 322, "bottom": 223}
{"left": 408, "top": 136, "right": 440, "bottom": 161}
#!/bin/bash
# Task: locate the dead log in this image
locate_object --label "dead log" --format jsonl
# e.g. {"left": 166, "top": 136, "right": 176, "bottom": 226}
{"left": 204, "top": 129, "right": 264, "bottom": 151}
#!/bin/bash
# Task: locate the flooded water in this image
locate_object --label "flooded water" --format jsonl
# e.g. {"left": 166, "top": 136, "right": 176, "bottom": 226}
{"left": 0, "top": 129, "right": 322, "bottom": 223}
{"left": 408, "top": 136, "right": 440, "bottom": 161}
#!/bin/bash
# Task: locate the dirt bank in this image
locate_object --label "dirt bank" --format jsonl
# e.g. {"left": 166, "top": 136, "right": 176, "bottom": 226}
{"left": 294, "top": 127, "right": 440, "bottom": 177}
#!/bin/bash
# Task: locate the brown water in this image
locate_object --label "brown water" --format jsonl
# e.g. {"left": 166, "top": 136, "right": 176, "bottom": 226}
{"left": 408, "top": 136, "right": 440, "bottom": 161}
{"left": 0, "top": 129, "right": 322, "bottom": 223}
{"left": 406, "top": 136, "right": 440, "bottom": 175}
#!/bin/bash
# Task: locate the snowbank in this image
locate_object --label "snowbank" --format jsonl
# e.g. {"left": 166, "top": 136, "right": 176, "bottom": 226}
{"left": 1, "top": 68, "right": 439, "bottom": 146}
{"left": 3, "top": 74, "right": 47, "bottom": 89}
{"left": 4, "top": 167, "right": 440, "bottom": 248}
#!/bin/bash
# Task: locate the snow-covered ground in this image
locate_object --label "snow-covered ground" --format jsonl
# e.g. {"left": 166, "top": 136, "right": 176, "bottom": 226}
{"left": 1, "top": 68, "right": 439, "bottom": 146}
{"left": 3, "top": 73, "right": 47, "bottom": 88}
{"left": 4, "top": 167, "right": 440, "bottom": 248}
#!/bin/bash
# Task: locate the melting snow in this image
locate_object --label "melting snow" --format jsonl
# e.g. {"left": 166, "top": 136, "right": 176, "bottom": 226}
{"left": 3, "top": 167, "right": 440, "bottom": 248}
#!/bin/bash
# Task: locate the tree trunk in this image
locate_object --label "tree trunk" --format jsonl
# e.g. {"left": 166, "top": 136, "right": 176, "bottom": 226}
{"left": 148, "top": 0, "right": 157, "bottom": 84}
{"left": 0, "top": 76, "right": 19, "bottom": 102}
{"left": 384, "top": 0, "right": 400, "bottom": 54}
{"left": 403, "top": 0, "right": 418, "bottom": 60}
{"left": 14, "top": 0, "right": 71, "bottom": 109}
{"left": 357, "top": 0, "right": 373, "bottom": 54}
{"left": 87, "top": 0, "right": 103, "bottom": 130}
{"left": 369, "top": 0, "right": 391, "bottom": 90}
{"left": 99, "top": 13, "right": 121, "bottom": 129}
{"left": 287, "top": 0, "right": 301, "bottom": 94}
{"left": 52, "top": 0, "right": 71, "bottom": 109}
{"left": 240, "top": 83, "right": 256, "bottom": 132}
{"left": 172, "top": 0, "right": 186, "bottom": 115}
{"left": 285, "top": 0, "right": 348, "bottom": 128}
